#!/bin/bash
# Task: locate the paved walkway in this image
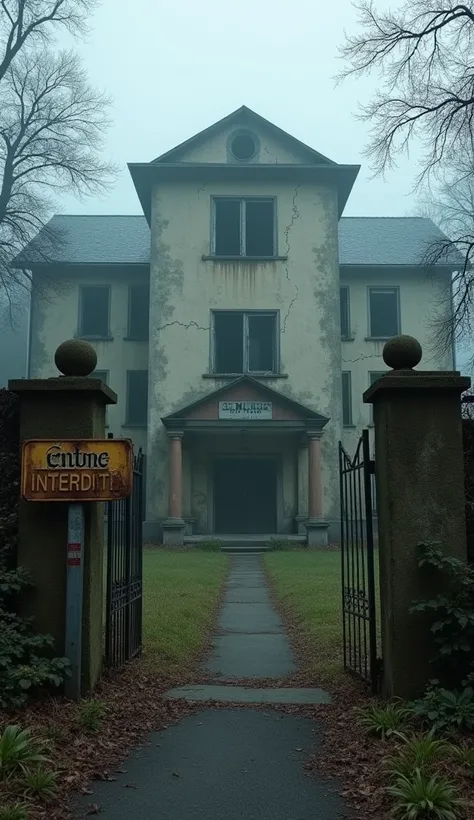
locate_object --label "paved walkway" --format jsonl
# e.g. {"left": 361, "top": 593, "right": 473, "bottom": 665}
{"left": 74, "top": 555, "right": 348, "bottom": 819}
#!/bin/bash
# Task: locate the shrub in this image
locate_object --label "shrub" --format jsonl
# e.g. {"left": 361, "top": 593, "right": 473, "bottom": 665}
{"left": 451, "top": 743, "right": 474, "bottom": 775}
{"left": 77, "top": 699, "right": 106, "bottom": 732}
{"left": 387, "top": 768, "right": 466, "bottom": 819}
{"left": 267, "top": 538, "right": 299, "bottom": 551}
{"left": 356, "top": 701, "right": 411, "bottom": 740}
{"left": 0, "top": 805, "right": 29, "bottom": 820}
{"left": 24, "top": 766, "right": 58, "bottom": 800}
{"left": 0, "top": 567, "right": 70, "bottom": 707}
{"left": 409, "top": 684, "right": 474, "bottom": 734}
{"left": 0, "top": 726, "right": 49, "bottom": 778}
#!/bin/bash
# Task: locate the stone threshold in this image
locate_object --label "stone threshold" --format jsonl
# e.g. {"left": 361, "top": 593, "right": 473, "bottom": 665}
{"left": 165, "top": 684, "right": 331, "bottom": 705}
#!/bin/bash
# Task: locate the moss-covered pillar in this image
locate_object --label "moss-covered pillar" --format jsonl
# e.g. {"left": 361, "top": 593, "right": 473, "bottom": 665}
{"left": 364, "top": 335, "right": 469, "bottom": 699}
{"left": 9, "top": 340, "right": 117, "bottom": 694}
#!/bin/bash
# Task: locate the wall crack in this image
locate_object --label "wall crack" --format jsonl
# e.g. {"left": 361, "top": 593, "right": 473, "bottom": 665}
{"left": 282, "top": 184, "right": 301, "bottom": 333}
{"left": 157, "top": 320, "right": 210, "bottom": 332}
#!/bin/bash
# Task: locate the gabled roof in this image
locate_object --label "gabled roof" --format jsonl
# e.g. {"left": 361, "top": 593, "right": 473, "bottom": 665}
{"left": 152, "top": 105, "right": 336, "bottom": 166}
{"left": 14, "top": 214, "right": 458, "bottom": 270}
{"left": 162, "top": 375, "right": 329, "bottom": 430}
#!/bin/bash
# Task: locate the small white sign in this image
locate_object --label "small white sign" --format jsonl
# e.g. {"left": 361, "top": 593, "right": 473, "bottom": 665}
{"left": 219, "top": 401, "right": 273, "bottom": 420}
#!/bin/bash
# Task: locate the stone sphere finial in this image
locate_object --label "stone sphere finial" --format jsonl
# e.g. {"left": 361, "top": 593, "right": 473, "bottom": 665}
{"left": 54, "top": 339, "right": 97, "bottom": 377}
{"left": 383, "top": 335, "right": 422, "bottom": 370}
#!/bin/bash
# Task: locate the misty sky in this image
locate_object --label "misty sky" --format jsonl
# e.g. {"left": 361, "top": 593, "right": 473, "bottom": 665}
{"left": 60, "top": 0, "right": 422, "bottom": 218}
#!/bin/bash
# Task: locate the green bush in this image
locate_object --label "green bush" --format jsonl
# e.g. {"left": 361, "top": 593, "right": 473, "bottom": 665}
{"left": 77, "top": 699, "right": 106, "bottom": 732}
{"left": 386, "top": 732, "right": 453, "bottom": 778}
{"left": 0, "top": 804, "right": 29, "bottom": 820}
{"left": 0, "top": 726, "right": 49, "bottom": 778}
{"left": 409, "top": 683, "right": 474, "bottom": 734}
{"left": 267, "top": 538, "right": 299, "bottom": 551}
{"left": 24, "top": 766, "right": 58, "bottom": 800}
{"left": 0, "top": 567, "right": 70, "bottom": 708}
{"left": 356, "top": 701, "right": 412, "bottom": 740}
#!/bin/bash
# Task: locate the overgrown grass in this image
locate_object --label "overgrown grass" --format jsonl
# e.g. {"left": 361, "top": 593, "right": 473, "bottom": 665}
{"left": 142, "top": 549, "right": 229, "bottom": 675}
{"left": 264, "top": 550, "right": 342, "bottom": 681}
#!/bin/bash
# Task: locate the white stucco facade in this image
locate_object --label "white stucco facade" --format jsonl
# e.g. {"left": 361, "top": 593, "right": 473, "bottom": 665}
{"left": 23, "top": 107, "right": 455, "bottom": 544}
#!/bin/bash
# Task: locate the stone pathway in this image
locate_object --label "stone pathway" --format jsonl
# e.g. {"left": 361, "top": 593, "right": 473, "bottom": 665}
{"left": 74, "top": 555, "right": 349, "bottom": 819}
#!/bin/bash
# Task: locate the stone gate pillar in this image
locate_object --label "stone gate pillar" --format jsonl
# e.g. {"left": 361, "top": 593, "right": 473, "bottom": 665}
{"left": 9, "top": 340, "right": 116, "bottom": 694}
{"left": 364, "top": 335, "right": 469, "bottom": 699}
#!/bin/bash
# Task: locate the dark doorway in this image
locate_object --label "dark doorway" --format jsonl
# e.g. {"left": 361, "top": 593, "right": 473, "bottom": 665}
{"left": 214, "top": 457, "right": 277, "bottom": 534}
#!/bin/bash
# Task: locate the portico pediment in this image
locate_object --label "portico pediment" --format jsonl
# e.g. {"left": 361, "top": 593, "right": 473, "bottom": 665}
{"left": 162, "top": 376, "right": 329, "bottom": 432}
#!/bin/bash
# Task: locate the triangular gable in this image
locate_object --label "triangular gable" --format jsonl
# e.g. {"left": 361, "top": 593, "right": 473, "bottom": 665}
{"left": 162, "top": 376, "right": 329, "bottom": 427}
{"left": 152, "top": 106, "right": 336, "bottom": 167}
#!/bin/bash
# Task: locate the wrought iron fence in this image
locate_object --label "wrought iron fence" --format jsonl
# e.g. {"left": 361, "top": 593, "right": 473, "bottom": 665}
{"left": 105, "top": 449, "right": 145, "bottom": 669}
{"left": 339, "top": 429, "right": 380, "bottom": 692}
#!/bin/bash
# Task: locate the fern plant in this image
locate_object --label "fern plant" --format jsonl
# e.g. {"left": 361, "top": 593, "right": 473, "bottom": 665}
{"left": 388, "top": 768, "right": 466, "bottom": 819}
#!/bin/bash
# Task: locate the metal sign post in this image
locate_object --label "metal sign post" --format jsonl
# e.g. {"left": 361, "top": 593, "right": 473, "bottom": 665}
{"left": 64, "top": 503, "right": 85, "bottom": 700}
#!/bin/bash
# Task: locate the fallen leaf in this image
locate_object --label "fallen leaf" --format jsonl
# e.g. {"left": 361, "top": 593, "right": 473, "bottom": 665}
{"left": 172, "top": 771, "right": 181, "bottom": 778}
{"left": 124, "top": 782, "right": 138, "bottom": 790}
{"left": 86, "top": 804, "right": 101, "bottom": 815}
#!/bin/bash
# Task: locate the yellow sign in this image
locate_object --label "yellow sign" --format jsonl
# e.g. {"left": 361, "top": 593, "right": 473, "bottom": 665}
{"left": 21, "top": 439, "right": 133, "bottom": 502}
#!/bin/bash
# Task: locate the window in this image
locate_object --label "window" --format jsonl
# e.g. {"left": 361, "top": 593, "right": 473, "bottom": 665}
{"left": 128, "top": 283, "right": 149, "bottom": 339}
{"left": 213, "top": 311, "right": 278, "bottom": 374}
{"left": 126, "top": 370, "right": 148, "bottom": 426}
{"left": 368, "top": 287, "right": 400, "bottom": 338}
{"left": 340, "top": 287, "right": 350, "bottom": 338}
{"left": 213, "top": 198, "right": 275, "bottom": 257}
{"left": 79, "top": 286, "right": 110, "bottom": 338}
{"left": 229, "top": 132, "right": 257, "bottom": 161}
{"left": 369, "top": 371, "right": 386, "bottom": 421}
{"left": 92, "top": 370, "right": 108, "bottom": 384}
{"left": 342, "top": 372, "right": 352, "bottom": 426}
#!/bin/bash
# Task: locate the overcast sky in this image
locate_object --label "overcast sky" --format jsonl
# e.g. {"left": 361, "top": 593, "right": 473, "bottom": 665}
{"left": 60, "top": 0, "right": 422, "bottom": 218}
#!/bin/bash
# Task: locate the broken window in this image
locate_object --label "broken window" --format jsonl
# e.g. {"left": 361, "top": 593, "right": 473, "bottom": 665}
{"left": 213, "top": 311, "right": 278, "bottom": 374}
{"left": 126, "top": 370, "right": 148, "bottom": 426}
{"left": 79, "top": 285, "right": 110, "bottom": 337}
{"left": 213, "top": 198, "right": 275, "bottom": 257}
{"left": 340, "top": 286, "right": 350, "bottom": 337}
{"left": 342, "top": 372, "right": 352, "bottom": 426}
{"left": 128, "top": 283, "right": 150, "bottom": 339}
{"left": 368, "top": 287, "right": 400, "bottom": 338}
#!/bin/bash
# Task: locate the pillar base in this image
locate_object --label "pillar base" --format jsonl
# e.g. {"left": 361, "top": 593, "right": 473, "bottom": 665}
{"left": 162, "top": 518, "right": 186, "bottom": 547}
{"left": 295, "top": 514, "right": 308, "bottom": 535}
{"left": 305, "top": 519, "right": 329, "bottom": 548}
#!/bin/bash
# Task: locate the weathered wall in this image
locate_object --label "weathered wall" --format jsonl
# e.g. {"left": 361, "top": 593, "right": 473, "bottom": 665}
{"left": 29, "top": 268, "right": 148, "bottom": 453}
{"left": 147, "top": 174, "right": 342, "bottom": 534}
{"left": 341, "top": 267, "right": 454, "bottom": 455}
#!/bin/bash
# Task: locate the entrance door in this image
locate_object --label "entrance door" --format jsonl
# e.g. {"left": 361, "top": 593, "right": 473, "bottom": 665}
{"left": 214, "top": 457, "right": 277, "bottom": 534}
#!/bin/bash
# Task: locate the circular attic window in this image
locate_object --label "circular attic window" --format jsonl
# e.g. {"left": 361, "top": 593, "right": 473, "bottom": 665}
{"left": 229, "top": 131, "right": 257, "bottom": 161}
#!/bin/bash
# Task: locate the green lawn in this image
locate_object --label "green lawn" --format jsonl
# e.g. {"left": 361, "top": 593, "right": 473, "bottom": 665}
{"left": 265, "top": 550, "right": 343, "bottom": 681}
{"left": 142, "top": 549, "right": 229, "bottom": 675}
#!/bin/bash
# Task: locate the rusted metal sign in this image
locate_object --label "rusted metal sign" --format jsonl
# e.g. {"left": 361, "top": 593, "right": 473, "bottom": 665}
{"left": 21, "top": 439, "right": 133, "bottom": 502}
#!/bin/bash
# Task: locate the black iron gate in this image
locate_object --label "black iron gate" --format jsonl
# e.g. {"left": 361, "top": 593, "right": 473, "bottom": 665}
{"left": 339, "top": 429, "right": 380, "bottom": 692}
{"left": 105, "top": 449, "right": 145, "bottom": 669}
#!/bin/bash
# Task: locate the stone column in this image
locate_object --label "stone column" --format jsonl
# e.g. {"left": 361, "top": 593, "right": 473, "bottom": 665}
{"left": 364, "top": 335, "right": 469, "bottom": 699}
{"left": 305, "top": 431, "right": 328, "bottom": 547}
{"left": 162, "top": 431, "right": 186, "bottom": 546}
{"left": 296, "top": 437, "right": 308, "bottom": 534}
{"left": 9, "top": 340, "right": 117, "bottom": 694}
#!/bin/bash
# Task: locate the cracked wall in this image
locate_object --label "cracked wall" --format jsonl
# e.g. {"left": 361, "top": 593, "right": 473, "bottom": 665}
{"left": 147, "top": 176, "right": 341, "bottom": 529}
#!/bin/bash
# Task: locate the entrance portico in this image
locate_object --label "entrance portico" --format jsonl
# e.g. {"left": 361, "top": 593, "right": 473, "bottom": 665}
{"left": 160, "top": 377, "right": 329, "bottom": 547}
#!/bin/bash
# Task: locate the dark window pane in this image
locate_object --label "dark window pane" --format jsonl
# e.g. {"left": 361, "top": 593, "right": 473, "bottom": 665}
{"left": 215, "top": 199, "right": 241, "bottom": 255}
{"left": 214, "top": 312, "right": 243, "bottom": 372}
{"left": 248, "top": 314, "right": 275, "bottom": 372}
{"left": 127, "top": 371, "right": 148, "bottom": 425}
{"left": 342, "top": 372, "right": 352, "bottom": 426}
{"left": 92, "top": 370, "right": 108, "bottom": 384}
{"left": 128, "top": 284, "right": 149, "bottom": 338}
{"left": 340, "top": 287, "right": 350, "bottom": 337}
{"left": 369, "top": 289, "right": 399, "bottom": 337}
{"left": 80, "top": 286, "right": 109, "bottom": 336}
{"left": 245, "top": 200, "right": 274, "bottom": 256}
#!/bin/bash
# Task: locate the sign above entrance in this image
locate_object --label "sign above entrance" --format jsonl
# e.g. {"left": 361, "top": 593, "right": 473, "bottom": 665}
{"left": 219, "top": 401, "right": 272, "bottom": 420}
{"left": 21, "top": 439, "right": 133, "bottom": 502}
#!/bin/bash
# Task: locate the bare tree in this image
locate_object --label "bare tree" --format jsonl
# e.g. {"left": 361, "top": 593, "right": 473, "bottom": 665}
{"left": 339, "top": 1, "right": 474, "bottom": 354}
{"left": 0, "top": 1, "right": 116, "bottom": 309}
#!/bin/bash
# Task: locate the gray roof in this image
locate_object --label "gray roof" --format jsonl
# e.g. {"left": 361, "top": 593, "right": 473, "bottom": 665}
{"left": 14, "top": 214, "right": 456, "bottom": 269}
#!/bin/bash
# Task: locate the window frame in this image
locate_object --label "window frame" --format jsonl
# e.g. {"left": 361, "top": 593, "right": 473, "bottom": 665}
{"left": 340, "top": 286, "right": 351, "bottom": 339}
{"left": 127, "top": 283, "right": 150, "bottom": 340}
{"left": 211, "top": 196, "right": 277, "bottom": 258}
{"left": 78, "top": 284, "right": 112, "bottom": 340}
{"left": 367, "top": 286, "right": 401, "bottom": 340}
{"left": 341, "top": 371, "right": 353, "bottom": 426}
{"left": 91, "top": 369, "right": 108, "bottom": 384}
{"left": 125, "top": 369, "right": 148, "bottom": 427}
{"left": 211, "top": 309, "right": 280, "bottom": 376}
